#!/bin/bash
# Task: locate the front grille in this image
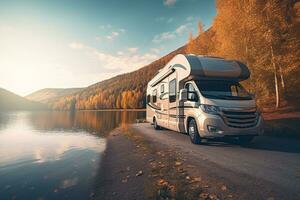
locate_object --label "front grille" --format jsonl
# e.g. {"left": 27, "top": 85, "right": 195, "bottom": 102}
{"left": 222, "top": 108, "right": 258, "bottom": 128}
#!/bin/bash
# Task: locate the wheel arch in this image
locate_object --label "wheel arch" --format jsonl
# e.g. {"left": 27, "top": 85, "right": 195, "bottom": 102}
{"left": 185, "top": 115, "right": 202, "bottom": 136}
{"left": 185, "top": 116, "right": 195, "bottom": 133}
{"left": 152, "top": 114, "right": 159, "bottom": 124}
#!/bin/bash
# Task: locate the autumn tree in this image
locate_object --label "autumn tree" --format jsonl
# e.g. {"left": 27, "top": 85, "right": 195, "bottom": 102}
{"left": 116, "top": 95, "right": 121, "bottom": 109}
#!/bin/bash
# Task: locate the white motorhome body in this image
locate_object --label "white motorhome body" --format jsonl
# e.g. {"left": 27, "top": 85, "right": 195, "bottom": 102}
{"left": 146, "top": 54, "right": 263, "bottom": 144}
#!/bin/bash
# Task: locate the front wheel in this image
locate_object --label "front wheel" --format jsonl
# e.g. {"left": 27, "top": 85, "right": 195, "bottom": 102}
{"left": 188, "top": 119, "right": 201, "bottom": 144}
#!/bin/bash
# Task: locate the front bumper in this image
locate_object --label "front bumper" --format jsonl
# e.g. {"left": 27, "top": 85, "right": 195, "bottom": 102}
{"left": 197, "top": 113, "right": 264, "bottom": 138}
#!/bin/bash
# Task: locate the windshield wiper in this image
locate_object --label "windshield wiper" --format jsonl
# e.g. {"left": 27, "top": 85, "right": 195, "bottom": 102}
{"left": 218, "top": 95, "right": 251, "bottom": 100}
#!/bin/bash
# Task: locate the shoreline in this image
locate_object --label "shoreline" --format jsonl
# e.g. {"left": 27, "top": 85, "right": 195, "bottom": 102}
{"left": 95, "top": 123, "right": 300, "bottom": 200}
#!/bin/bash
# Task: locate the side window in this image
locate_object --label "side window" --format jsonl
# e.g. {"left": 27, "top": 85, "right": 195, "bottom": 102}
{"left": 185, "top": 83, "right": 196, "bottom": 92}
{"left": 147, "top": 94, "right": 151, "bottom": 103}
{"left": 169, "top": 79, "right": 176, "bottom": 103}
{"left": 160, "top": 84, "right": 164, "bottom": 94}
{"left": 152, "top": 89, "right": 157, "bottom": 103}
{"left": 185, "top": 83, "right": 198, "bottom": 102}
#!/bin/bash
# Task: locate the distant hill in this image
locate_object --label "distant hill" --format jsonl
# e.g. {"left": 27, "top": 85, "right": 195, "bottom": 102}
{"left": 48, "top": 45, "right": 186, "bottom": 110}
{"left": 0, "top": 88, "right": 46, "bottom": 111}
{"left": 26, "top": 88, "right": 84, "bottom": 103}
{"left": 49, "top": 0, "right": 300, "bottom": 110}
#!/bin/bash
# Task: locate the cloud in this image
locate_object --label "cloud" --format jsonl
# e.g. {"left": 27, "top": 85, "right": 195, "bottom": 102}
{"left": 96, "top": 29, "right": 125, "bottom": 41}
{"left": 69, "top": 42, "right": 159, "bottom": 74}
{"left": 156, "top": 17, "right": 165, "bottom": 21}
{"left": 150, "top": 48, "right": 160, "bottom": 54}
{"left": 105, "top": 31, "right": 119, "bottom": 40}
{"left": 99, "top": 24, "right": 112, "bottom": 29}
{"left": 105, "top": 35, "right": 113, "bottom": 40}
{"left": 92, "top": 51, "right": 159, "bottom": 73}
{"left": 152, "top": 32, "right": 176, "bottom": 43}
{"left": 117, "top": 51, "right": 124, "bottom": 55}
{"left": 96, "top": 26, "right": 125, "bottom": 41}
{"left": 128, "top": 47, "right": 139, "bottom": 53}
{"left": 156, "top": 17, "right": 173, "bottom": 23}
{"left": 152, "top": 22, "right": 192, "bottom": 43}
{"left": 186, "top": 16, "right": 194, "bottom": 21}
{"left": 95, "top": 36, "right": 101, "bottom": 41}
{"left": 167, "top": 18, "right": 174, "bottom": 23}
{"left": 163, "top": 0, "right": 176, "bottom": 6}
{"left": 175, "top": 23, "right": 192, "bottom": 35}
{"left": 112, "top": 31, "right": 119, "bottom": 36}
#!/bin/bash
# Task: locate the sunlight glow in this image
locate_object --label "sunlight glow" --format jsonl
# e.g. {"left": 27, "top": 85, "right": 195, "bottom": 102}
{"left": 0, "top": 24, "right": 89, "bottom": 96}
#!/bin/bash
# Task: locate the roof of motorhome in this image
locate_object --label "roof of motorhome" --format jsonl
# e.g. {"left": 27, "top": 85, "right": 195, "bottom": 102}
{"left": 148, "top": 54, "right": 250, "bottom": 87}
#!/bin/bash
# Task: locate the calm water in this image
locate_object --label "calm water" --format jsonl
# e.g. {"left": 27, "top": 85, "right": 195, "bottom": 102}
{"left": 0, "top": 110, "right": 145, "bottom": 200}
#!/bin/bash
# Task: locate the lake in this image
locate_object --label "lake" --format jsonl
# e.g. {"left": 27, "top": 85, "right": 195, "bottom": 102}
{"left": 0, "top": 110, "right": 145, "bottom": 200}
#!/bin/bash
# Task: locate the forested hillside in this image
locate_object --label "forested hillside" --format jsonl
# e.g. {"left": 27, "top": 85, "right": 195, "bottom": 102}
{"left": 0, "top": 88, "right": 45, "bottom": 111}
{"left": 26, "top": 88, "right": 84, "bottom": 103}
{"left": 49, "top": 46, "right": 185, "bottom": 110}
{"left": 187, "top": 0, "right": 300, "bottom": 109}
{"left": 50, "top": 0, "right": 300, "bottom": 111}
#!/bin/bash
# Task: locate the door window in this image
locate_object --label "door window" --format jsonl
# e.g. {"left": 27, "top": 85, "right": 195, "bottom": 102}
{"left": 169, "top": 79, "right": 176, "bottom": 103}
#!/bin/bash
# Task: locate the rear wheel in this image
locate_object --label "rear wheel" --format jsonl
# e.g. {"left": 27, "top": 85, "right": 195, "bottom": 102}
{"left": 237, "top": 135, "right": 254, "bottom": 144}
{"left": 188, "top": 119, "right": 201, "bottom": 144}
{"left": 153, "top": 118, "right": 161, "bottom": 130}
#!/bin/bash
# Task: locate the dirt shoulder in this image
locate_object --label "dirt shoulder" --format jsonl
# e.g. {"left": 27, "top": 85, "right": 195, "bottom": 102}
{"left": 94, "top": 124, "right": 298, "bottom": 200}
{"left": 95, "top": 126, "right": 233, "bottom": 200}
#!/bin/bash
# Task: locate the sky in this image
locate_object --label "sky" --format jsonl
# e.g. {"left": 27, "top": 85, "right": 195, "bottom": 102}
{"left": 0, "top": 0, "right": 216, "bottom": 96}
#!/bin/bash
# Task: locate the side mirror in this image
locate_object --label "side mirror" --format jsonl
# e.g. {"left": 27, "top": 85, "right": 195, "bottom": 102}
{"left": 250, "top": 93, "right": 255, "bottom": 99}
{"left": 189, "top": 93, "right": 198, "bottom": 102}
{"left": 179, "top": 89, "right": 188, "bottom": 101}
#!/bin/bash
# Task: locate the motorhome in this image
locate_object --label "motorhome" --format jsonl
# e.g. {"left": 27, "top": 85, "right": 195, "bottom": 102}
{"left": 146, "top": 54, "right": 264, "bottom": 144}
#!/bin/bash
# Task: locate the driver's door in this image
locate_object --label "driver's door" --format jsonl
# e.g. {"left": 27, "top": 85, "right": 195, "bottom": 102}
{"left": 184, "top": 82, "right": 199, "bottom": 108}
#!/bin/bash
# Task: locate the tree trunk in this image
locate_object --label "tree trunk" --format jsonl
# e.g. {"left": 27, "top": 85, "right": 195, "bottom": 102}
{"left": 279, "top": 65, "right": 286, "bottom": 99}
{"left": 271, "top": 46, "right": 280, "bottom": 109}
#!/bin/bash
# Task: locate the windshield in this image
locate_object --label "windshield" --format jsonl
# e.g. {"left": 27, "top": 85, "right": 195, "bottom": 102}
{"left": 195, "top": 80, "right": 252, "bottom": 100}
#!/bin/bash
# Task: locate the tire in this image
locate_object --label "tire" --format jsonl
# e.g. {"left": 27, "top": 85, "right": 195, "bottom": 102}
{"left": 153, "top": 118, "right": 161, "bottom": 130}
{"left": 188, "top": 119, "right": 201, "bottom": 144}
{"left": 237, "top": 135, "right": 254, "bottom": 144}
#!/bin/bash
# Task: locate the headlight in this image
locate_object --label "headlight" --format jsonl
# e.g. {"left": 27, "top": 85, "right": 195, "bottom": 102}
{"left": 199, "top": 104, "right": 220, "bottom": 115}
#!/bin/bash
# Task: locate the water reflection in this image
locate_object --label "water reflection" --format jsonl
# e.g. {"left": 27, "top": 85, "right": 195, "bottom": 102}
{"left": 29, "top": 110, "right": 145, "bottom": 136}
{"left": 0, "top": 110, "right": 145, "bottom": 200}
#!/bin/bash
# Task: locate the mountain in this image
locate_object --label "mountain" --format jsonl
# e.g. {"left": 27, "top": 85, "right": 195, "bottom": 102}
{"left": 50, "top": 0, "right": 300, "bottom": 110}
{"left": 0, "top": 88, "right": 46, "bottom": 111}
{"left": 26, "top": 88, "right": 84, "bottom": 103}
